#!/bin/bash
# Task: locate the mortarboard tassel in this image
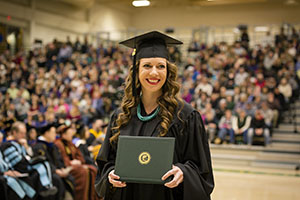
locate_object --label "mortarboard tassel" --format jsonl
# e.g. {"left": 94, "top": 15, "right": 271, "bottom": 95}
{"left": 132, "top": 48, "right": 137, "bottom": 97}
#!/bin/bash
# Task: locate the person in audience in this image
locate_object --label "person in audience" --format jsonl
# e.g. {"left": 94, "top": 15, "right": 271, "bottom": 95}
{"left": 251, "top": 95, "right": 262, "bottom": 111}
{"left": 33, "top": 124, "right": 75, "bottom": 200}
{"left": 27, "top": 127, "right": 38, "bottom": 146}
{"left": 261, "top": 101, "right": 274, "bottom": 130}
{"left": 181, "top": 86, "right": 193, "bottom": 103}
{"left": 255, "top": 73, "right": 266, "bottom": 89}
{"left": 54, "top": 122, "right": 98, "bottom": 200}
{"left": 15, "top": 97, "right": 30, "bottom": 121}
{"left": 195, "top": 92, "right": 210, "bottom": 113}
{"left": 204, "top": 111, "right": 218, "bottom": 143}
{"left": 210, "top": 92, "right": 221, "bottom": 109}
{"left": 215, "top": 98, "right": 227, "bottom": 121}
{"left": 240, "top": 28, "right": 250, "bottom": 50}
{"left": 278, "top": 77, "right": 292, "bottom": 103}
{"left": 233, "top": 41, "right": 246, "bottom": 56}
{"left": 203, "top": 102, "right": 216, "bottom": 119}
{"left": 234, "top": 92, "right": 248, "bottom": 111}
{"left": 225, "top": 95, "right": 235, "bottom": 111}
{"left": 87, "top": 118, "right": 106, "bottom": 146}
{"left": 263, "top": 50, "right": 277, "bottom": 75}
{"left": 262, "top": 31, "right": 274, "bottom": 47}
{"left": 232, "top": 109, "right": 252, "bottom": 144}
{"left": 0, "top": 121, "right": 58, "bottom": 199}
{"left": 233, "top": 86, "right": 241, "bottom": 103}
{"left": 260, "top": 86, "right": 269, "bottom": 101}
{"left": 215, "top": 109, "right": 235, "bottom": 144}
{"left": 0, "top": 150, "right": 33, "bottom": 200}
{"left": 266, "top": 92, "right": 281, "bottom": 127}
{"left": 247, "top": 110, "right": 270, "bottom": 146}
{"left": 74, "top": 123, "right": 97, "bottom": 165}
{"left": 195, "top": 76, "right": 213, "bottom": 96}
{"left": 234, "top": 67, "right": 248, "bottom": 86}
{"left": 67, "top": 99, "right": 82, "bottom": 121}
{"left": 6, "top": 82, "right": 19, "bottom": 100}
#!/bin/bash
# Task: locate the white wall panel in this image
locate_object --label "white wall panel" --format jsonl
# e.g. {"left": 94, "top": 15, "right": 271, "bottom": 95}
{"left": 89, "top": 4, "right": 131, "bottom": 40}
{"left": 0, "top": 0, "right": 131, "bottom": 47}
{"left": 131, "top": 4, "right": 300, "bottom": 29}
{"left": 36, "top": 0, "right": 86, "bottom": 21}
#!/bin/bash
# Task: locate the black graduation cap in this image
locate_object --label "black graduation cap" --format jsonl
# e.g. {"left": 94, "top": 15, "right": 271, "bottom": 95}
{"left": 119, "top": 31, "right": 183, "bottom": 96}
{"left": 37, "top": 123, "right": 55, "bottom": 135}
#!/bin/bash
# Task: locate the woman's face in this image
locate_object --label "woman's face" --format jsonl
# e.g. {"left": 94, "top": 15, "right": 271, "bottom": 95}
{"left": 62, "top": 128, "right": 75, "bottom": 142}
{"left": 138, "top": 57, "right": 167, "bottom": 94}
{"left": 29, "top": 129, "right": 37, "bottom": 140}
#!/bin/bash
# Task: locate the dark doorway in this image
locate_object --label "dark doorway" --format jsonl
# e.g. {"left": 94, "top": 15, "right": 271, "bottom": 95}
{"left": 0, "top": 23, "right": 23, "bottom": 55}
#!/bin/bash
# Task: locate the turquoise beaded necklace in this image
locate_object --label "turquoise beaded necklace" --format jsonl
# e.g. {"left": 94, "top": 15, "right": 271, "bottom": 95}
{"left": 137, "top": 103, "right": 160, "bottom": 121}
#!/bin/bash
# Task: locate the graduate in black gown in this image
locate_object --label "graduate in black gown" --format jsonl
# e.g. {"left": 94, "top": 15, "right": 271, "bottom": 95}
{"left": 95, "top": 31, "right": 214, "bottom": 200}
{"left": 32, "top": 124, "right": 75, "bottom": 200}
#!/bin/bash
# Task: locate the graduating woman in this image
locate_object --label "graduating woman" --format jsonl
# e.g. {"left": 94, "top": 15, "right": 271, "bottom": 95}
{"left": 95, "top": 31, "right": 214, "bottom": 200}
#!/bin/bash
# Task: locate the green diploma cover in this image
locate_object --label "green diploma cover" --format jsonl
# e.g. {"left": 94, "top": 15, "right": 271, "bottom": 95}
{"left": 115, "top": 136, "right": 175, "bottom": 184}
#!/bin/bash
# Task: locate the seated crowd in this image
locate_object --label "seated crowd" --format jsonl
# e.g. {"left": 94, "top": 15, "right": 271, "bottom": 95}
{"left": 185, "top": 29, "right": 299, "bottom": 145}
{"left": 0, "top": 28, "right": 299, "bottom": 199}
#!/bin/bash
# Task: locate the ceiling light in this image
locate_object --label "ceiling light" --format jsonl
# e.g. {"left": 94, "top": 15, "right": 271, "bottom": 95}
{"left": 132, "top": 0, "right": 150, "bottom": 7}
{"left": 285, "top": 0, "right": 298, "bottom": 5}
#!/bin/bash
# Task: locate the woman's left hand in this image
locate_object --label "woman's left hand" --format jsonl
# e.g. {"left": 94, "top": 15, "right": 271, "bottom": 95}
{"left": 161, "top": 165, "right": 184, "bottom": 188}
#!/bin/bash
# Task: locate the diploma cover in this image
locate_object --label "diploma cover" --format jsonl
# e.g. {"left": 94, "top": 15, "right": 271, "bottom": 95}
{"left": 115, "top": 136, "right": 175, "bottom": 184}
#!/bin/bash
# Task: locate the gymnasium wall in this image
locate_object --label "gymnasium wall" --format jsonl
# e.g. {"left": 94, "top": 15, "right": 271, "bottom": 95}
{"left": 132, "top": 3, "right": 300, "bottom": 29}
{"left": 130, "top": 3, "right": 300, "bottom": 45}
{"left": 0, "top": 0, "right": 300, "bottom": 49}
{"left": 0, "top": 0, "right": 131, "bottom": 48}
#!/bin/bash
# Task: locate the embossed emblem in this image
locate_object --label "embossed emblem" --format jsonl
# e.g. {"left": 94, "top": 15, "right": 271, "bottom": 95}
{"left": 138, "top": 152, "right": 151, "bottom": 165}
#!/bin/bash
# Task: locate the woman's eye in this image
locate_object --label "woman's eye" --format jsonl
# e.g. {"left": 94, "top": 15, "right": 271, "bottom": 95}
{"left": 143, "top": 64, "right": 151, "bottom": 68}
{"left": 158, "top": 65, "right": 166, "bottom": 69}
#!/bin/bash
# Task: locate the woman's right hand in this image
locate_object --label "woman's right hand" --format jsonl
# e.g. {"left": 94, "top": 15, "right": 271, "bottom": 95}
{"left": 56, "top": 169, "right": 69, "bottom": 178}
{"left": 70, "top": 159, "right": 82, "bottom": 166}
{"left": 108, "top": 170, "right": 126, "bottom": 188}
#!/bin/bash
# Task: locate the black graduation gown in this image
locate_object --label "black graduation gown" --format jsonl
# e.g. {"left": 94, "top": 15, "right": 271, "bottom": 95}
{"left": 95, "top": 102, "right": 214, "bottom": 200}
{"left": 77, "top": 142, "right": 97, "bottom": 166}
{"left": 32, "top": 140, "right": 76, "bottom": 199}
{"left": 32, "top": 140, "right": 65, "bottom": 170}
{"left": 0, "top": 141, "right": 52, "bottom": 199}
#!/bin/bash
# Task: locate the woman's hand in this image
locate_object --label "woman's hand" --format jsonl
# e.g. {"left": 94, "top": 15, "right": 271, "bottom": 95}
{"left": 108, "top": 170, "right": 126, "bottom": 188}
{"left": 162, "top": 165, "right": 184, "bottom": 188}
{"left": 70, "top": 159, "right": 82, "bottom": 166}
{"left": 56, "top": 168, "right": 69, "bottom": 178}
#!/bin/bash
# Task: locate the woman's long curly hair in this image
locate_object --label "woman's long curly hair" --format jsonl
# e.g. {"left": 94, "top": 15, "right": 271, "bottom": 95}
{"left": 110, "top": 60, "right": 183, "bottom": 143}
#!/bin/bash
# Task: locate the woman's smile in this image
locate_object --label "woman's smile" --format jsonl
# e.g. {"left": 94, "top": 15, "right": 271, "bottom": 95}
{"left": 146, "top": 78, "right": 160, "bottom": 85}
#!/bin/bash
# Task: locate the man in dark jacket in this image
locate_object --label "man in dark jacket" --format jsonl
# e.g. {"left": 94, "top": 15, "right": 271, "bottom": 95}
{"left": 247, "top": 110, "right": 270, "bottom": 146}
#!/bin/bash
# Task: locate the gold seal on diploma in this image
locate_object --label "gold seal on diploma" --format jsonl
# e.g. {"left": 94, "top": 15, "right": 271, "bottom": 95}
{"left": 138, "top": 152, "right": 151, "bottom": 165}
